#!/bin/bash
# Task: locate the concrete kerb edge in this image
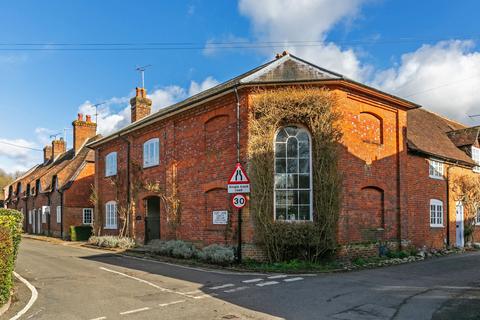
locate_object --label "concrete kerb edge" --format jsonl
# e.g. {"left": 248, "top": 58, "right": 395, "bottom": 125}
{"left": 10, "top": 272, "right": 38, "bottom": 320}
{"left": 0, "top": 296, "right": 11, "bottom": 317}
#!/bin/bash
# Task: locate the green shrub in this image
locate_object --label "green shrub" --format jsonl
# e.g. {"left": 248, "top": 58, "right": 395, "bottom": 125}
{"left": 88, "top": 236, "right": 135, "bottom": 249}
{"left": 70, "top": 225, "right": 93, "bottom": 241}
{"left": 0, "top": 209, "right": 23, "bottom": 259}
{"left": 199, "top": 244, "right": 235, "bottom": 266}
{"left": 0, "top": 225, "right": 14, "bottom": 307}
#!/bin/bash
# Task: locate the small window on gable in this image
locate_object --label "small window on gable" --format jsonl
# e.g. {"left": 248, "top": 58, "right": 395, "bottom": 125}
{"left": 429, "top": 159, "right": 444, "bottom": 179}
{"left": 430, "top": 199, "right": 443, "bottom": 227}
{"left": 143, "top": 138, "right": 160, "bottom": 168}
{"left": 105, "top": 152, "right": 117, "bottom": 177}
{"left": 472, "top": 147, "right": 480, "bottom": 173}
{"left": 359, "top": 112, "right": 383, "bottom": 144}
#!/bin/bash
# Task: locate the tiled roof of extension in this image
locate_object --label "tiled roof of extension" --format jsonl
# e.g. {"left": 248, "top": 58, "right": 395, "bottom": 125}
{"left": 407, "top": 108, "right": 476, "bottom": 166}
{"left": 88, "top": 53, "right": 420, "bottom": 148}
{"left": 6, "top": 135, "right": 99, "bottom": 198}
{"left": 447, "top": 126, "right": 480, "bottom": 148}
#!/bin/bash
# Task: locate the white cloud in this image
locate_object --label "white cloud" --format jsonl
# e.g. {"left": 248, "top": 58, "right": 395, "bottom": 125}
{"left": 371, "top": 40, "right": 480, "bottom": 123}
{"left": 238, "top": 0, "right": 369, "bottom": 80}
{"left": 188, "top": 76, "right": 219, "bottom": 96}
{"left": 0, "top": 138, "right": 40, "bottom": 174}
{"left": 77, "top": 77, "right": 219, "bottom": 136}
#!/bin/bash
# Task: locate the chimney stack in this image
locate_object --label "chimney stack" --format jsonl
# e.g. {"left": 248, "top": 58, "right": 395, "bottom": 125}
{"left": 43, "top": 145, "right": 53, "bottom": 163}
{"left": 51, "top": 138, "right": 66, "bottom": 160}
{"left": 130, "top": 87, "right": 152, "bottom": 122}
{"left": 72, "top": 113, "right": 97, "bottom": 154}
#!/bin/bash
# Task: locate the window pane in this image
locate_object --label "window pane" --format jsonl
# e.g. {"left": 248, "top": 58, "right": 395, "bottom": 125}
{"left": 276, "top": 207, "right": 286, "bottom": 220}
{"left": 286, "top": 174, "right": 298, "bottom": 188}
{"left": 299, "top": 141, "right": 309, "bottom": 158}
{"left": 275, "top": 143, "right": 286, "bottom": 157}
{"left": 276, "top": 129, "right": 288, "bottom": 142}
{"left": 287, "top": 159, "right": 298, "bottom": 173}
{"left": 299, "top": 174, "right": 309, "bottom": 188}
{"left": 275, "top": 159, "right": 286, "bottom": 173}
{"left": 287, "top": 206, "right": 298, "bottom": 220}
{"left": 285, "top": 126, "right": 298, "bottom": 137}
{"left": 286, "top": 190, "right": 295, "bottom": 206}
{"left": 287, "top": 138, "right": 298, "bottom": 157}
{"left": 297, "top": 131, "right": 309, "bottom": 142}
{"left": 299, "top": 159, "right": 309, "bottom": 173}
{"left": 275, "top": 191, "right": 286, "bottom": 206}
{"left": 275, "top": 174, "right": 287, "bottom": 189}
{"left": 299, "top": 190, "right": 310, "bottom": 205}
{"left": 299, "top": 206, "right": 310, "bottom": 220}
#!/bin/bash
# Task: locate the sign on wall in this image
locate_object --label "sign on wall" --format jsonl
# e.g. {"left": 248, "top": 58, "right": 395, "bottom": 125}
{"left": 212, "top": 211, "right": 229, "bottom": 225}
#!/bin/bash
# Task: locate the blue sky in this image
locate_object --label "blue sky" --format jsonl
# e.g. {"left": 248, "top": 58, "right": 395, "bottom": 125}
{"left": 1, "top": 0, "right": 480, "bottom": 173}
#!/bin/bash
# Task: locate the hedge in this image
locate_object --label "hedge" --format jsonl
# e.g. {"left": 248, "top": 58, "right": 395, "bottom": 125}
{"left": 0, "top": 209, "right": 23, "bottom": 307}
{"left": 70, "top": 225, "right": 93, "bottom": 241}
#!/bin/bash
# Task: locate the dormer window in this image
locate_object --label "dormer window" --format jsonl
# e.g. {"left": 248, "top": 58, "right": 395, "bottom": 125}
{"left": 26, "top": 184, "right": 30, "bottom": 196}
{"left": 429, "top": 159, "right": 444, "bottom": 179}
{"left": 472, "top": 147, "right": 480, "bottom": 173}
{"left": 35, "top": 179, "right": 41, "bottom": 194}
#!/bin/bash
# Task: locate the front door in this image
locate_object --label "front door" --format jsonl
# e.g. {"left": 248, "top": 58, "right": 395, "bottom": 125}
{"left": 145, "top": 197, "right": 160, "bottom": 243}
{"left": 456, "top": 201, "right": 464, "bottom": 247}
{"left": 32, "top": 211, "right": 35, "bottom": 234}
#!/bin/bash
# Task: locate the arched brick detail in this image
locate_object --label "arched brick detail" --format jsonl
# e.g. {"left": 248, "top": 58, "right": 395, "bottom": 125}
{"left": 359, "top": 112, "right": 383, "bottom": 144}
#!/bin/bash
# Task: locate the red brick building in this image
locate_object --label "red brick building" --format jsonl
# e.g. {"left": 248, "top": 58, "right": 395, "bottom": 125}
{"left": 4, "top": 114, "right": 99, "bottom": 239}
{"left": 91, "top": 52, "right": 456, "bottom": 257}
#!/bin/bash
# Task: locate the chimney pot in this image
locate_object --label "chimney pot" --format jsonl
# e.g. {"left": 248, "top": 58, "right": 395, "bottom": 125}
{"left": 86, "top": 115, "right": 92, "bottom": 122}
{"left": 77, "top": 113, "right": 83, "bottom": 121}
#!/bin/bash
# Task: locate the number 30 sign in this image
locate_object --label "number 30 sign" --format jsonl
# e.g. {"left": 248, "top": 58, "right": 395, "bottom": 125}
{"left": 231, "top": 194, "right": 247, "bottom": 209}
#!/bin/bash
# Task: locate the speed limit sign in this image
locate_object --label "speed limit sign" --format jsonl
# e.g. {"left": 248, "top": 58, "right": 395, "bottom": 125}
{"left": 231, "top": 194, "right": 247, "bottom": 209}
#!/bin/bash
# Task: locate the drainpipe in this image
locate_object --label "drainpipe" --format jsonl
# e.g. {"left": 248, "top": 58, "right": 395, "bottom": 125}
{"left": 120, "top": 136, "right": 131, "bottom": 237}
{"left": 234, "top": 86, "right": 242, "bottom": 263}
{"left": 59, "top": 190, "right": 64, "bottom": 239}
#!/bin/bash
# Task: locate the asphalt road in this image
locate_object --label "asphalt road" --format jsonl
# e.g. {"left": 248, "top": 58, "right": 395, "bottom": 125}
{"left": 11, "top": 238, "right": 480, "bottom": 320}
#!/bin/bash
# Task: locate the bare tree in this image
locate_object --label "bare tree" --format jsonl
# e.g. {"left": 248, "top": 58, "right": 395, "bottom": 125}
{"left": 452, "top": 174, "right": 480, "bottom": 245}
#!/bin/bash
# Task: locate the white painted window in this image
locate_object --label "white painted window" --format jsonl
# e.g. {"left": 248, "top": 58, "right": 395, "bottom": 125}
{"left": 274, "top": 126, "right": 312, "bottom": 221}
{"left": 430, "top": 199, "right": 444, "bottom": 227}
{"left": 143, "top": 138, "right": 160, "bottom": 168}
{"left": 28, "top": 210, "right": 32, "bottom": 224}
{"left": 83, "top": 208, "right": 93, "bottom": 225}
{"left": 56, "top": 206, "right": 61, "bottom": 224}
{"left": 105, "top": 152, "right": 117, "bottom": 177}
{"left": 429, "top": 159, "right": 444, "bottom": 179}
{"left": 41, "top": 206, "right": 49, "bottom": 223}
{"left": 105, "top": 201, "right": 117, "bottom": 229}
{"left": 472, "top": 147, "right": 480, "bottom": 173}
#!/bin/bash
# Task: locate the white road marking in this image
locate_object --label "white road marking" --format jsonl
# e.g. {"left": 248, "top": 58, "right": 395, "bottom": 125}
{"left": 89, "top": 317, "right": 107, "bottom": 320}
{"left": 99, "top": 267, "right": 194, "bottom": 298}
{"left": 10, "top": 271, "right": 38, "bottom": 320}
{"left": 209, "top": 283, "right": 235, "bottom": 290}
{"left": 159, "top": 300, "right": 185, "bottom": 307}
{"left": 256, "top": 281, "right": 280, "bottom": 287}
{"left": 284, "top": 277, "right": 304, "bottom": 282}
{"left": 193, "top": 293, "right": 218, "bottom": 299}
{"left": 119, "top": 307, "right": 150, "bottom": 315}
{"left": 224, "top": 286, "right": 249, "bottom": 293}
{"left": 184, "top": 290, "right": 202, "bottom": 294}
{"left": 242, "top": 278, "right": 263, "bottom": 283}
{"left": 267, "top": 275, "right": 288, "bottom": 279}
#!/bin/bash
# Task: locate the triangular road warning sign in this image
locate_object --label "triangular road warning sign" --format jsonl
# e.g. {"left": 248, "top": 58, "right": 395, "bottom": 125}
{"left": 228, "top": 163, "right": 250, "bottom": 184}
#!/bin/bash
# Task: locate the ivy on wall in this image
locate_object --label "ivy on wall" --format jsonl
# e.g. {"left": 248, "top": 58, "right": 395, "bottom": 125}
{"left": 248, "top": 87, "right": 343, "bottom": 262}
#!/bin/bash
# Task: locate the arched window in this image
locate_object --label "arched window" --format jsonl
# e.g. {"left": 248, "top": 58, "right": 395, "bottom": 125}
{"left": 105, "top": 201, "right": 118, "bottom": 229}
{"left": 359, "top": 112, "right": 383, "bottom": 144}
{"left": 274, "top": 126, "right": 312, "bottom": 221}
{"left": 143, "top": 138, "right": 160, "bottom": 168}
{"left": 105, "top": 152, "right": 117, "bottom": 177}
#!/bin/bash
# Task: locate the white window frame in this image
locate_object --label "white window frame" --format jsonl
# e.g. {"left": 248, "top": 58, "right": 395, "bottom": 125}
{"left": 430, "top": 199, "right": 444, "bottom": 227}
{"left": 143, "top": 138, "right": 160, "bottom": 168}
{"left": 429, "top": 159, "right": 444, "bottom": 180}
{"left": 105, "top": 152, "right": 117, "bottom": 177}
{"left": 273, "top": 125, "right": 313, "bottom": 222}
{"left": 472, "top": 147, "right": 480, "bottom": 173}
{"left": 56, "top": 206, "right": 61, "bottom": 224}
{"left": 83, "top": 208, "right": 93, "bottom": 225}
{"left": 105, "top": 201, "right": 117, "bottom": 229}
{"left": 28, "top": 210, "right": 32, "bottom": 224}
{"left": 41, "top": 206, "right": 49, "bottom": 223}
